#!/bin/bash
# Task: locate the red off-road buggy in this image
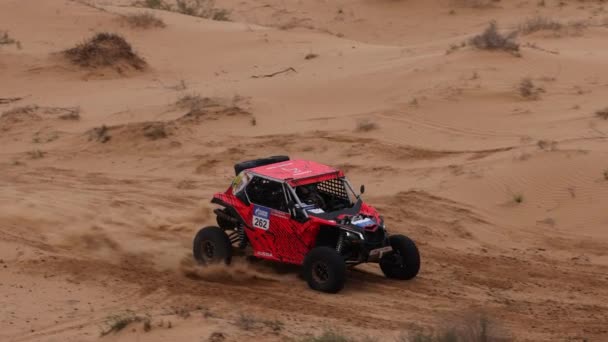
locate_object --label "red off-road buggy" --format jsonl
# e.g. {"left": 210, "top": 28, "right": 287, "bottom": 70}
{"left": 193, "top": 156, "right": 420, "bottom": 293}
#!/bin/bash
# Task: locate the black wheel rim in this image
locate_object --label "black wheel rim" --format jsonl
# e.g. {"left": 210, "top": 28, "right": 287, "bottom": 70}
{"left": 385, "top": 249, "right": 405, "bottom": 269}
{"left": 203, "top": 241, "right": 215, "bottom": 261}
{"left": 312, "top": 261, "right": 330, "bottom": 283}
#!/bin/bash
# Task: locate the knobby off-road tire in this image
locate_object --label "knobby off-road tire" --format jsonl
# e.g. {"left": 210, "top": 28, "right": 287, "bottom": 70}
{"left": 380, "top": 234, "right": 420, "bottom": 280}
{"left": 193, "top": 226, "right": 232, "bottom": 265}
{"left": 302, "top": 247, "right": 346, "bottom": 293}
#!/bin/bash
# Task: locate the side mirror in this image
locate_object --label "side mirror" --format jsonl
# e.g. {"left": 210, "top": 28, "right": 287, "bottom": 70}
{"left": 360, "top": 184, "right": 366, "bottom": 194}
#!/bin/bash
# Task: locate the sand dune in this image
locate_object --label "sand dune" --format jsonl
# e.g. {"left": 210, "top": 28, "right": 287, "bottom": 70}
{"left": 1, "top": 0, "right": 608, "bottom": 341}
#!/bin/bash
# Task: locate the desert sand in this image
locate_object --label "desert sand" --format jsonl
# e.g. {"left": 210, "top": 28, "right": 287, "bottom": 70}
{"left": 1, "top": 0, "right": 607, "bottom": 341}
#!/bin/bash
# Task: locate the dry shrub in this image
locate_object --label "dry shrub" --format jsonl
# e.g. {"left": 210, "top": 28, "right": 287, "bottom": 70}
{"left": 100, "top": 312, "right": 150, "bottom": 336}
{"left": 235, "top": 313, "right": 257, "bottom": 331}
{"left": 28, "top": 150, "right": 45, "bottom": 159}
{"left": 450, "top": 0, "right": 501, "bottom": 8}
{"left": 262, "top": 319, "right": 283, "bottom": 333}
{"left": 122, "top": 12, "right": 166, "bottom": 29}
{"left": 1, "top": 106, "right": 80, "bottom": 122}
{"left": 176, "top": 93, "right": 213, "bottom": 112}
{"left": 89, "top": 125, "right": 111, "bottom": 143}
{"left": 0, "top": 31, "right": 16, "bottom": 45}
{"left": 355, "top": 120, "right": 378, "bottom": 132}
{"left": 64, "top": 33, "right": 146, "bottom": 70}
{"left": 519, "top": 16, "right": 586, "bottom": 36}
{"left": 208, "top": 332, "right": 226, "bottom": 342}
{"left": 537, "top": 139, "right": 557, "bottom": 151}
{"left": 596, "top": 108, "right": 608, "bottom": 120}
{"left": 143, "top": 123, "right": 168, "bottom": 140}
{"left": 470, "top": 22, "right": 520, "bottom": 55}
{"left": 518, "top": 78, "right": 544, "bottom": 99}
{"left": 519, "top": 16, "right": 563, "bottom": 35}
{"left": 174, "top": 94, "right": 252, "bottom": 123}
{"left": 403, "top": 312, "right": 511, "bottom": 342}
{"left": 137, "top": 0, "right": 230, "bottom": 21}
{"left": 1, "top": 105, "right": 39, "bottom": 118}
{"left": 303, "top": 329, "right": 351, "bottom": 342}
{"left": 58, "top": 108, "right": 81, "bottom": 120}
{"left": 139, "top": 0, "right": 170, "bottom": 9}
{"left": 305, "top": 53, "right": 319, "bottom": 60}
{"left": 176, "top": 0, "right": 230, "bottom": 20}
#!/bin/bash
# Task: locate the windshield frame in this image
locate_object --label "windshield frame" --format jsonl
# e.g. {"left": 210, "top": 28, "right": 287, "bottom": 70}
{"left": 342, "top": 177, "right": 360, "bottom": 204}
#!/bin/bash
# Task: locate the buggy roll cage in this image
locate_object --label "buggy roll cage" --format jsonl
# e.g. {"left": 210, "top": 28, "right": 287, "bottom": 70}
{"left": 239, "top": 171, "right": 360, "bottom": 221}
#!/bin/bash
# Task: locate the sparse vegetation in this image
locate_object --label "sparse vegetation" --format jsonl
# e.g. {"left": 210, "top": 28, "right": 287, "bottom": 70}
{"left": 399, "top": 312, "right": 511, "bottom": 342}
{"left": 89, "top": 125, "right": 111, "bottom": 143}
{"left": 208, "top": 332, "right": 226, "bottom": 342}
{"left": 173, "top": 307, "right": 192, "bottom": 319}
{"left": 446, "top": 42, "right": 466, "bottom": 54}
{"left": 262, "top": 319, "right": 284, "bottom": 333}
{"left": 235, "top": 313, "right": 256, "bottom": 330}
{"left": 451, "top": 0, "right": 501, "bottom": 9}
{"left": 140, "top": 0, "right": 170, "bottom": 10}
{"left": 175, "top": 93, "right": 215, "bottom": 119}
{"left": 518, "top": 16, "right": 586, "bottom": 36}
{"left": 305, "top": 53, "right": 319, "bottom": 60}
{"left": 519, "top": 16, "right": 563, "bottom": 35}
{"left": 518, "top": 78, "right": 544, "bottom": 99}
{"left": 176, "top": 93, "right": 209, "bottom": 111}
{"left": 135, "top": 0, "right": 230, "bottom": 21}
{"left": 302, "top": 329, "right": 351, "bottom": 342}
{"left": 0, "top": 97, "right": 23, "bottom": 105}
{"left": 513, "top": 193, "right": 524, "bottom": 204}
{"left": 596, "top": 108, "right": 608, "bottom": 120}
{"left": 122, "top": 12, "right": 166, "bottom": 29}
{"left": 355, "top": 120, "right": 378, "bottom": 132}
{"left": 0, "top": 31, "right": 17, "bottom": 46}
{"left": 64, "top": 33, "right": 146, "bottom": 70}
{"left": 143, "top": 123, "right": 168, "bottom": 140}
{"left": 469, "top": 21, "right": 520, "bottom": 56}
{"left": 537, "top": 139, "right": 557, "bottom": 151}
{"left": 143, "top": 319, "right": 152, "bottom": 332}
{"left": 58, "top": 107, "right": 81, "bottom": 120}
{"left": 100, "top": 312, "right": 149, "bottom": 336}
{"left": 28, "top": 149, "right": 45, "bottom": 159}
{"left": 1, "top": 105, "right": 39, "bottom": 118}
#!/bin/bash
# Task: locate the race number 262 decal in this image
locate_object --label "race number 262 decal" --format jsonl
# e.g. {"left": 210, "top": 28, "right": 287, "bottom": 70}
{"left": 252, "top": 205, "right": 270, "bottom": 230}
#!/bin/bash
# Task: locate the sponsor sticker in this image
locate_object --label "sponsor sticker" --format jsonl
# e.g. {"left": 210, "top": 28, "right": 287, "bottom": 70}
{"left": 252, "top": 205, "right": 270, "bottom": 230}
{"left": 255, "top": 251, "right": 273, "bottom": 257}
{"left": 352, "top": 217, "right": 375, "bottom": 227}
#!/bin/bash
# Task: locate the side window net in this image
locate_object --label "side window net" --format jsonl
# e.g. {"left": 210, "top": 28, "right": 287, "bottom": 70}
{"left": 245, "top": 177, "right": 287, "bottom": 212}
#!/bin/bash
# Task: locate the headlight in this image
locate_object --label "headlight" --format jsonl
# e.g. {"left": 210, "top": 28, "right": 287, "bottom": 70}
{"left": 345, "top": 231, "right": 364, "bottom": 240}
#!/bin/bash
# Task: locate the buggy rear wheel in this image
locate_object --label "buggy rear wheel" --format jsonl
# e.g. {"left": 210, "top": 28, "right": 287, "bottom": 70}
{"left": 380, "top": 234, "right": 420, "bottom": 280}
{"left": 302, "top": 247, "right": 346, "bottom": 293}
{"left": 193, "top": 226, "right": 232, "bottom": 265}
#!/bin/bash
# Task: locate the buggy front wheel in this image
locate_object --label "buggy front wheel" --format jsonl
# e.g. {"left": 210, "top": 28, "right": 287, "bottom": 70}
{"left": 380, "top": 234, "right": 420, "bottom": 280}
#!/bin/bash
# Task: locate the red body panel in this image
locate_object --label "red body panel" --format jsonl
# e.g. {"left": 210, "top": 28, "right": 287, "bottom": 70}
{"left": 215, "top": 190, "right": 333, "bottom": 264}
{"left": 245, "top": 209, "right": 323, "bottom": 264}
